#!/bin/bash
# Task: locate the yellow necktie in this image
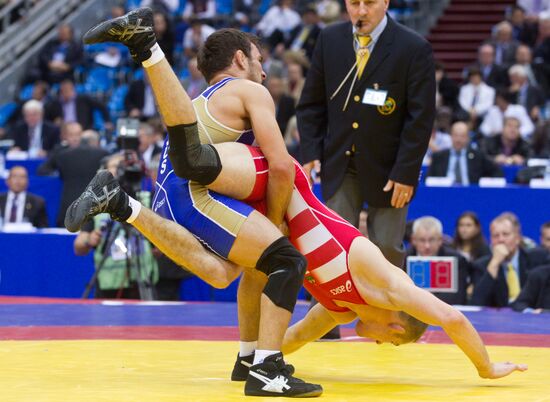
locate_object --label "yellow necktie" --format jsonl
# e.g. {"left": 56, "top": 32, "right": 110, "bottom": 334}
{"left": 356, "top": 35, "right": 372, "bottom": 79}
{"left": 506, "top": 263, "right": 520, "bottom": 301}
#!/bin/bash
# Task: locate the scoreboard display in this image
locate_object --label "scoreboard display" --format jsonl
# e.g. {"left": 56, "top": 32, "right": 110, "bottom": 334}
{"left": 406, "top": 256, "right": 458, "bottom": 293}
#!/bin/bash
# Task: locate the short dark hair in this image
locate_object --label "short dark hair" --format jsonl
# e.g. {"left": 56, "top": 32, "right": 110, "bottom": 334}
{"left": 397, "top": 312, "right": 428, "bottom": 343}
{"left": 542, "top": 221, "right": 550, "bottom": 231}
{"left": 197, "top": 28, "right": 262, "bottom": 83}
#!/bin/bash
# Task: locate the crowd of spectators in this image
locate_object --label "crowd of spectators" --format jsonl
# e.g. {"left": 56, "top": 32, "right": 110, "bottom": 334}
{"left": 0, "top": 0, "right": 549, "bottom": 306}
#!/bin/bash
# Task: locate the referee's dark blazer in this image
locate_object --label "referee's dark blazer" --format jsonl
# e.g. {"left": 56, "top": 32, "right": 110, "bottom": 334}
{"left": 0, "top": 192, "right": 48, "bottom": 228}
{"left": 297, "top": 16, "right": 435, "bottom": 207}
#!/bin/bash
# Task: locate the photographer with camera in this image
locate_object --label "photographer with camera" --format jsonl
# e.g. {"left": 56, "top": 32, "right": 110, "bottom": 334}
{"left": 73, "top": 152, "right": 158, "bottom": 299}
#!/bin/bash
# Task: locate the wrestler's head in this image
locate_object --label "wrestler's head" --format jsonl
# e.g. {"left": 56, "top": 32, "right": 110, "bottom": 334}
{"left": 355, "top": 310, "right": 427, "bottom": 346}
{"left": 197, "top": 28, "right": 266, "bottom": 84}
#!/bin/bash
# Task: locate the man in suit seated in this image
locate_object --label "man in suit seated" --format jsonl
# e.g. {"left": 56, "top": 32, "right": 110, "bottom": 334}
{"left": 44, "top": 79, "right": 112, "bottom": 131}
{"left": 427, "top": 121, "right": 503, "bottom": 185}
{"left": 0, "top": 166, "right": 48, "bottom": 228}
{"left": 406, "top": 216, "right": 471, "bottom": 305}
{"left": 472, "top": 212, "right": 549, "bottom": 307}
{"left": 465, "top": 44, "right": 509, "bottom": 89}
{"left": 8, "top": 100, "right": 60, "bottom": 158}
{"left": 483, "top": 116, "right": 531, "bottom": 166}
{"left": 512, "top": 265, "right": 550, "bottom": 313}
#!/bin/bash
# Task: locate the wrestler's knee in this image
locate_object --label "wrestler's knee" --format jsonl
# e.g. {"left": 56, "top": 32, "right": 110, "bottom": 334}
{"left": 256, "top": 237, "right": 307, "bottom": 313}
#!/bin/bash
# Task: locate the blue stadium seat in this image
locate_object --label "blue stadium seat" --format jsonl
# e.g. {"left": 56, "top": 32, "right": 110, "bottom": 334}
{"left": 19, "top": 84, "right": 34, "bottom": 101}
{"left": 92, "top": 109, "right": 105, "bottom": 132}
{"left": 0, "top": 102, "right": 17, "bottom": 127}
{"left": 216, "top": 0, "right": 232, "bottom": 15}
{"left": 84, "top": 66, "right": 117, "bottom": 94}
{"left": 108, "top": 84, "right": 129, "bottom": 121}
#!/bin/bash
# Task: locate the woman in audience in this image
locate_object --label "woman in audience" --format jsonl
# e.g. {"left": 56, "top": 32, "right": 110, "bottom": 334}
{"left": 452, "top": 211, "right": 491, "bottom": 262}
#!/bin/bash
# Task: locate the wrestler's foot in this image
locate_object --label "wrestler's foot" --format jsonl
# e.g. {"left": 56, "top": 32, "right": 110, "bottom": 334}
{"left": 83, "top": 7, "right": 156, "bottom": 63}
{"left": 65, "top": 170, "right": 130, "bottom": 232}
{"left": 244, "top": 353, "right": 322, "bottom": 397}
{"left": 232, "top": 352, "right": 296, "bottom": 382}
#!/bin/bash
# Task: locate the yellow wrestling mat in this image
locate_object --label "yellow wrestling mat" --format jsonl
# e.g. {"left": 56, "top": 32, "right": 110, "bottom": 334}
{"left": 0, "top": 340, "right": 547, "bottom": 402}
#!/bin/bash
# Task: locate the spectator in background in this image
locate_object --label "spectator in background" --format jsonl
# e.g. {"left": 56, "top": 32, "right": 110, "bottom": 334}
{"left": 8, "top": 99, "right": 60, "bottom": 157}
{"left": 512, "top": 264, "right": 550, "bottom": 312}
{"left": 182, "top": 0, "right": 216, "bottom": 21}
{"left": 138, "top": 122, "right": 162, "bottom": 170}
{"left": 479, "top": 89, "right": 534, "bottom": 139}
{"left": 6, "top": 80, "right": 50, "bottom": 129}
{"left": 458, "top": 67, "right": 496, "bottom": 127}
{"left": 452, "top": 211, "right": 491, "bottom": 263}
{"left": 44, "top": 79, "right": 112, "bottom": 131}
{"left": 125, "top": 74, "right": 158, "bottom": 120}
{"left": 530, "top": 121, "right": 550, "bottom": 158}
{"left": 484, "top": 116, "right": 530, "bottom": 166}
{"left": 285, "top": 59, "right": 306, "bottom": 105}
{"left": 266, "top": 76, "right": 296, "bottom": 136}
{"left": 153, "top": 11, "right": 175, "bottom": 65}
{"left": 73, "top": 153, "right": 158, "bottom": 299}
{"left": 467, "top": 43, "right": 509, "bottom": 89}
{"left": 489, "top": 21, "right": 520, "bottom": 68}
{"left": 540, "top": 221, "right": 550, "bottom": 252}
{"left": 407, "top": 216, "right": 470, "bottom": 305}
{"left": 286, "top": 5, "right": 322, "bottom": 60}
{"left": 141, "top": 0, "right": 180, "bottom": 15}
{"left": 37, "top": 123, "right": 108, "bottom": 226}
{"left": 509, "top": 6, "right": 538, "bottom": 47}
{"left": 515, "top": 44, "right": 549, "bottom": 94}
{"left": 508, "top": 64, "right": 546, "bottom": 122}
{"left": 183, "top": 18, "right": 215, "bottom": 59}
{"left": 35, "top": 24, "right": 82, "bottom": 84}
{"left": 180, "top": 57, "right": 207, "bottom": 99}
{"left": 428, "top": 121, "right": 503, "bottom": 184}
{"left": 517, "top": 0, "right": 550, "bottom": 20}
{"left": 260, "top": 40, "right": 285, "bottom": 78}
{"left": 472, "top": 213, "right": 549, "bottom": 307}
{"left": 422, "top": 115, "right": 452, "bottom": 166}
{"left": 435, "top": 62, "right": 459, "bottom": 111}
{"left": 256, "top": 0, "right": 301, "bottom": 48}
{"left": 0, "top": 166, "right": 48, "bottom": 228}
{"left": 533, "top": 16, "right": 550, "bottom": 98}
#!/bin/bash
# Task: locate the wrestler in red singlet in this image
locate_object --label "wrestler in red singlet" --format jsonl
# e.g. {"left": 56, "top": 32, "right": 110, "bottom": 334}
{"left": 245, "top": 146, "right": 367, "bottom": 312}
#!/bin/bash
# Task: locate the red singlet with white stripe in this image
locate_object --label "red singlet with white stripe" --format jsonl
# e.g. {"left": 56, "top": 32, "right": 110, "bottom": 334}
{"left": 245, "top": 146, "right": 367, "bottom": 312}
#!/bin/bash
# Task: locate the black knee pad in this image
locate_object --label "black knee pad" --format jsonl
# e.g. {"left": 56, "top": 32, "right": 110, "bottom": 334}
{"left": 256, "top": 237, "right": 307, "bottom": 313}
{"left": 167, "top": 122, "right": 222, "bottom": 185}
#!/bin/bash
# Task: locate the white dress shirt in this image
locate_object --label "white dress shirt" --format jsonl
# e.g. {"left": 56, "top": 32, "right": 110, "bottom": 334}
{"left": 256, "top": 6, "right": 301, "bottom": 38}
{"left": 458, "top": 82, "right": 495, "bottom": 116}
{"left": 479, "top": 104, "right": 535, "bottom": 139}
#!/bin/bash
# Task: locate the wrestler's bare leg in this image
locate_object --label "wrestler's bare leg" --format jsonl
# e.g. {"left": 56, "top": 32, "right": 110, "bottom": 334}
{"left": 132, "top": 207, "right": 242, "bottom": 288}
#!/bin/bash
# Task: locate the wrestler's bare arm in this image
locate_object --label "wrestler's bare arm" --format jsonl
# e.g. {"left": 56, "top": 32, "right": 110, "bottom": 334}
{"left": 282, "top": 303, "right": 357, "bottom": 355}
{"left": 241, "top": 82, "right": 294, "bottom": 226}
{"left": 349, "top": 237, "right": 527, "bottom": 379}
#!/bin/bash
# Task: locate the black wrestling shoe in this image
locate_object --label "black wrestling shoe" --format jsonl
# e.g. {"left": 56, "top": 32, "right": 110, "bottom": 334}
{"left": 83, "top": 7, "right": 156, "bottom": 63}
{"left": 244, "top": 353, "right": 322, "bottom": 397}
{"left": 64, "top": 170, "right": 130, "bottom": 233}
{"left": 231, "top": 353, "right": 254, "bottom": 381}
{"left": 232, "top": 352, "right": 296, "bottom": 381}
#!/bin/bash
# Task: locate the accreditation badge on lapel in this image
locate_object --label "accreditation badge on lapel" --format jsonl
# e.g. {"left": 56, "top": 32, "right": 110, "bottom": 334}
{"left": 377, "top": 97, "right": 396, "bottom": 115}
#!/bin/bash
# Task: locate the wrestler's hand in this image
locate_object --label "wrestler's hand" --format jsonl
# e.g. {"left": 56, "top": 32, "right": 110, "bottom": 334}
{"left": 278, "top": 221, "right": 290, "bottom": 237}
{"left": 303, "top": 160, "right": 321, "bottom": 184}
{"left": 478, "top": 362, "right": 528, "bottom": 379}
